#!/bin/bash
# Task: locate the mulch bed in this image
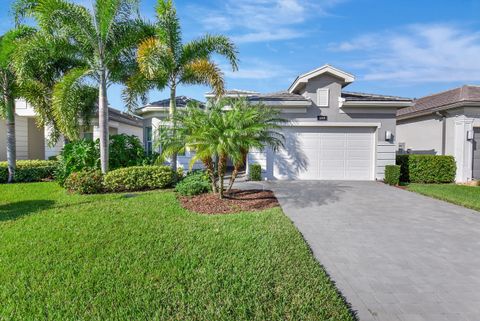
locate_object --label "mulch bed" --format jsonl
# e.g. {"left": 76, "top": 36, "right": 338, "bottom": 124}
{"left": 179, "top": 189, "right": 279, "bottom": 214}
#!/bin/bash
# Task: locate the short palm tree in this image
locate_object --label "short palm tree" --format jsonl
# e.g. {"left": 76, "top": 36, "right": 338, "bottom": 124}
{"left": 0, "top": 26, "right": 35, "bottom": 183}
{"left": 126, "top": 0, "right": 238, "bottom": 171}
{"left": 18, "top": 0, "right": 154, "bottom": 173}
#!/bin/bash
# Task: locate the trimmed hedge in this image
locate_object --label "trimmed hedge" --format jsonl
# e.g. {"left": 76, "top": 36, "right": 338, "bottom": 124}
{"left": 396, "top": 154, "right": 456, "bottom": 183}
{"left": 384, "top": 165, "right": 400, "bottom": 186}
{"left": 103, "top": 166, "right": 175, "bottom": 192}
{"left": 249, "top": 164, "right": 262, "bottom": 181}
{"left": 0, "top": 160, "right": 57, "bottom": 183}
{"left": 65, "top": 170, "right": 104, "bottom": 194}
{"left": 175, "top": 170, "right": 211, "bottom": 196}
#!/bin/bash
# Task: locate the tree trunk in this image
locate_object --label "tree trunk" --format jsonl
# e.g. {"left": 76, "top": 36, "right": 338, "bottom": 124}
{"left": 169, "top": 86, "right": 177, "bottom": 171}
{"left": 5, "top": 94, "right": 16, "bottom": 183}
{"left": 227, "top": 164, "right": 239, "bottom": 192}
{"left": 202, "top": 156, "right": 217, "bottom": 193}
{"left": 99, "top": 68, "right": 109, "bottom": 174}
{"left": 218, "top": 153, "right": 227, "bottom": 199}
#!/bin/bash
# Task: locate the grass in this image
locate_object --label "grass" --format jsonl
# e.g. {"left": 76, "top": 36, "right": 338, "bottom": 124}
{"left": 0, "top": 182, "right": 353, "bottom": 321}
{"left": 407, "top": 183, "right": 480, "bottom": 211}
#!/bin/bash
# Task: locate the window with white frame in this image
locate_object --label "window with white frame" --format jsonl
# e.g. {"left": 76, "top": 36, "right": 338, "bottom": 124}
{"left": 317, "top": 88, "right": 330, "bottom": 107}
{"left": 145, "top": 126, "right": 153, "bottom": 155}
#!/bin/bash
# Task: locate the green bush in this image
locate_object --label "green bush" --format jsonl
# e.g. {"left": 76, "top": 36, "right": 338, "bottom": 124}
{"left": 396, "top": 154, "right": 456, "bottom": 183}
{"left": 64, "top": 170, "right": 103, "bottom": 194}
{"left": 109, "top": 134, "right": 145, "bottom": 169}
{"left": 384, "top": 165, "right": 400, "bottom": 186}
{"left": 0, "top": 160, "right": 57, "bottom": 183}
{"left": 103, "top": 166, "right": 175, "bottom": 192}
{"left": 249, "top": 163, "right": 262, "bottom": 181}
{"left": 56, "top": 140, "right": 100, "bottom": 186}
{"left": 175, "top": 170, "right": 211, "bottom": 196}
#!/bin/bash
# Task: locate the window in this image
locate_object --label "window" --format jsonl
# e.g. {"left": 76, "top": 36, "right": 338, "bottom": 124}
{"left": 317, "top": 88, "right": 330, "bottom": 107}
{"left": 83, "top": 132, "right": 94, "bottom": 141}
{"left": 145, "top": 126, "right": 153, "bottom": 155}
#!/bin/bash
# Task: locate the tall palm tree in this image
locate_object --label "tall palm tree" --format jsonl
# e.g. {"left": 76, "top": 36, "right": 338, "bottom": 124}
{"left": 126, "top": 0, "right": 238, "bottom": 171}
{"left": 0, "top": 26, "right": 35, "bottom": 183}
{"left": 19, "top": 0, "right": 154, "bottom": 173}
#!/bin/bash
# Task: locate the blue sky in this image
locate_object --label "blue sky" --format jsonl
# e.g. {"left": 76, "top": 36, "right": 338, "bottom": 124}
{"left": 2, "top": 0, "right": 480, "bottom": 110}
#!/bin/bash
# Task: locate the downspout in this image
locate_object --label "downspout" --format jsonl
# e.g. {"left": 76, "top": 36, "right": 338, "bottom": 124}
{"left": 436, "top": 112, "right": 447, "bottom": 155}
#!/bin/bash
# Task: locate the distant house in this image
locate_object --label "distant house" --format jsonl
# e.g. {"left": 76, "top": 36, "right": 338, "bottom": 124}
{"left": 397, "top": 85, "right": 480, "bottom": 182}
{"left": 0, "top": 100, "right": 143, "bottom": 161}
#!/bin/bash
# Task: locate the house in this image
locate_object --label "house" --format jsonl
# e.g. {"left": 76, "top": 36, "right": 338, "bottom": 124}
{"left": 396, "top": 85, "right": 480, "bottom": 182}
{"left": 0, "top": 100, "right": 144, "bottom": 161}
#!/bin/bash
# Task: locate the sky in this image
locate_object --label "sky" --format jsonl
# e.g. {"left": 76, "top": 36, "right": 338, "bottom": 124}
{"left": 2, "top": 0, "right": 480, "bottom": 111}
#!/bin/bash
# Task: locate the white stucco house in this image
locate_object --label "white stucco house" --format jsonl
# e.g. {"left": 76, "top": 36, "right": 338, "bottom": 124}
{"left": 0, "top": 99, "right": 143, "bottom": 161}
{"left": 397, "top": 85, "right": 480, "bottom": 182}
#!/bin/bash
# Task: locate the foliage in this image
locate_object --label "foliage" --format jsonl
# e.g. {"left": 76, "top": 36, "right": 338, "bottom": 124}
{"left": 174, "top": 170, "right": 211, "bottom": 196}
{"left": 384, "top": 165, "right": 400, "bottom": 186}
{"left": 109, "top": 134, "right": 145, "bottom": 169}
{"left": 0, "top": 160, "right": 56, "bottom": 183}
{"left": 249, "top": 164, "right": 262, "bottom": 181}
{"left": 157, "top": 99, "right": 285, "bottom": 198}
{"left": 55, "top": 140, "right": 100, "bottom": 186}
{"left": 64, "top": 169, "right": 103, "bottom": 194}
{"left": 396, "top": 154, "right": 456, "bottom": 183}
{"left": 0, "top": 182, "right": 354, "bottom": 320}
{"left": 407, "top": 183, "right": 480, "bottom": 212}
{"left": 103, "top": 166, "right": 175, "bottom": 192}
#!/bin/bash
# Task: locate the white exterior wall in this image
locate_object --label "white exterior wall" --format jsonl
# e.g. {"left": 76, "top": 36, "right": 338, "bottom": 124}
{"left": 118, "top": 123, "right": 144, "bottom": 142}
{"left": 376, "top": 142, "right": 396, "bottom": 180}
{"left": 45, "top": 125, "right": 64, "bottom": 160}
{"left": 396, "top": 115, "right": 443, "bottom": 154}
{"left": 15, "top": 116, "right": 29, "bottom": 160}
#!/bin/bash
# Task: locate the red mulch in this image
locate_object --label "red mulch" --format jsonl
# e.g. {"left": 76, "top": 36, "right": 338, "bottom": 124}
{"left": 179, "top": 189, "right": 280, "bottom": 214}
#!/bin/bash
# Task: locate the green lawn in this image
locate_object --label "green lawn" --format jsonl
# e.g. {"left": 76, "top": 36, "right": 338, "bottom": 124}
{"left": 407, "top": 183, "right": 480, "bottom": 211}
{"left": 0, "top": 182, "right": 353, "bottom": 321}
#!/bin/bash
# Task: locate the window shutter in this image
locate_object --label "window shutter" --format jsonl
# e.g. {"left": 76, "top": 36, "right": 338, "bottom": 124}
{"left": 317, "top": 88, "right": 330, "bottom": 107}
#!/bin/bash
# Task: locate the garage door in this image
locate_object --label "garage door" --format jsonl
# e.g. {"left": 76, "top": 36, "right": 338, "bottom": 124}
{"left": 273, "top": 127, "right": 375, "bottom": 180}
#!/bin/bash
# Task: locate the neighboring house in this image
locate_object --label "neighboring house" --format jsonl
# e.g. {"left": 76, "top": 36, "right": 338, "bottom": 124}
{"left": 240, "top": 65, "right": 412, "bottom": 181}
{"left": 135, "top": 96, "right": 204, "bottom": 170}
{"left": 0, "top": 100, "right": 143, "bottom": 161}
{"left": 397, "top": 85, "right": 480, "bottom": 182}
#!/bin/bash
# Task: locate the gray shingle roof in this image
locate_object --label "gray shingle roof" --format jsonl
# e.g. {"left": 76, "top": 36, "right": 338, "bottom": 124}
{"left": 146, "top": 96, "right": 204, "bottom": 108}
{"left": 397, "top": 85, "right": 480, "bottom": 117}
{"left": 107, "top": 107, "right": 143, "bottom": 126}
{"left": 342, "top": 91, "right": 412, "bottom": 102}
{"left": 248, "top": 91, "right": 309, "bottom": 102}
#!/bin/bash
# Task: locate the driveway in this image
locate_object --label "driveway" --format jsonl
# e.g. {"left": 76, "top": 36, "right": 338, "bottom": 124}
{"left": 237, "top": 181, "right": 480, "bottom": 321}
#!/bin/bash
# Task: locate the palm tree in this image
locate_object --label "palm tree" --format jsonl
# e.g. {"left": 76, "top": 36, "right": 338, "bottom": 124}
{"left": 126, "top": 0, "right": 238, "bottom": 171}
{"left": 0, "top": 26, "right": 35, "bottom": 183}
{"left": 18, "top": 0, "right": 154, "bottom": 173}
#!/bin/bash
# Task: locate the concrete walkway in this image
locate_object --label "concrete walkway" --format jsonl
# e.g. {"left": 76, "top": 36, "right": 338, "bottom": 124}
{"left": 237, "top": 181, "right": 480, "bottom": 321}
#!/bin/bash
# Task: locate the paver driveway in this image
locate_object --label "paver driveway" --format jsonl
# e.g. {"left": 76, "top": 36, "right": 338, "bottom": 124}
{"left": 238, "top": 181, "right": 480, "bottom": 321}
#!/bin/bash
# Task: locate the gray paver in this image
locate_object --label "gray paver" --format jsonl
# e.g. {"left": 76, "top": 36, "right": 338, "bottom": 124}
{"left": 236, "top": 181, "right": 480, "bottom": 321}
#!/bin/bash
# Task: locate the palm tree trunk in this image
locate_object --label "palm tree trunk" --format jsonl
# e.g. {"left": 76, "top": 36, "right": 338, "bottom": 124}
{"left": 202, "top": 156, "right": 217, "bottom": 193}
{"left": 99, "top": 68, "right": 109, "bottom": 173}
{"left": 227, "top": 163, "right": 239, "bottom": 192}
{"left": 5, "top": 94, "right": 16, "bottom": 183}
{"left": 169, "top": 86, "right": 177, "bottom": 171}
{"left": 218, "top": 153, "right": 227, "bottom": 199}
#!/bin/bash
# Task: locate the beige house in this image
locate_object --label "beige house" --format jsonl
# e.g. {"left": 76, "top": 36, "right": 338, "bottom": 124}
{"left": 0, "top": 100, "right": 143, "bottom": 161}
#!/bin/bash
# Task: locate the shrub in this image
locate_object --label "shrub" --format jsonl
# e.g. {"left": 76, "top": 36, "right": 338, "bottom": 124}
{"left": 249, "top": 164, "right": 262, "bottom": 181}
{"left": 396, "top": 154, "right": 456, "bottom": 183}
{"left": 384, "top": 165, "right": 400, "bottom": 186}
{"left": 109, "top": 134, "right": 145, "bottom": 169}
{"left": 175, "top": 170, "right": 211, "bottom": 196}
{"left": 56, "top": 140, "right": 100, "bottom": 186}
{"left": 103, "top": 166, "right": 175, "bottom": 192}
{"left": 0, "top": 160, "right": 57, "bottom": 183}
{"left": 64, "top": 170, "right": 103, "bottom": 194}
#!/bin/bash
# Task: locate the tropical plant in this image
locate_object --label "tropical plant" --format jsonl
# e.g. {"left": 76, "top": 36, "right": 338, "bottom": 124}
{"left": 55, "top": 139, "right": 100, "bottom": 186}
{"left": 157, "top": 99, "right": 285, "bottom": 199}
{"left": 109, "top": 134, "right": 145, "bottom": 169}
{"left": 15, "top": 0, "right": 154, "bottom": 173}
{"left": 124, "top": 0, "right": 238, "bottom": 171}
{"left": 0, "top": 26, "right": 35, "bottom": 182}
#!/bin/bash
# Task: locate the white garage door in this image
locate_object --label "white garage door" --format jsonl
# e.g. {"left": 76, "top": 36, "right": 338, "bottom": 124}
{"left": 273, "top": 126, "right": 375, "bottom": 180}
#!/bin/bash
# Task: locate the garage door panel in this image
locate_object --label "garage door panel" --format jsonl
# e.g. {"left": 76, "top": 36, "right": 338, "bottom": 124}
{"left": 273, "top": 126, "right": 374, "bottom": 181}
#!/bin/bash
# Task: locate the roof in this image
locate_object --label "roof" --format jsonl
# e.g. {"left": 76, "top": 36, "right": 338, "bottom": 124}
{"left": 289, "top": 64, "right": 355, "bottom": 93}
{"left": 249, "top": 91, "right": 309, "bottom": 102}
{"left": 143, "top": 96, "right": 204, "bottom": 108}
{"left": 95, "top": 107, "right": 142, "bottom": 127}
{"left": 342, "top": 91, "right": 412, "bottom": 102}
{"left": 205, "top": 89, "right": 259, "bottom": 98}
{"left": 397, "top": 85, "right": 480, "bottom": 118}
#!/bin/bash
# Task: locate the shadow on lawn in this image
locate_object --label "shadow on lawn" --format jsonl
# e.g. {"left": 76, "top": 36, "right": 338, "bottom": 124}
{"left": 0, "top": 200, "right": 55, "bottom": 222}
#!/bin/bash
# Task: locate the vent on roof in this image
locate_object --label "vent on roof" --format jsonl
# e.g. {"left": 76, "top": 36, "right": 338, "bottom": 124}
{"left": 317, "top": 88, "right": 329, "bottom": 107}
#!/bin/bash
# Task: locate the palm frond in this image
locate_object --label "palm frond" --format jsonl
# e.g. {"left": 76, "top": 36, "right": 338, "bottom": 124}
{"left": 181, "top": 59, "right": 225, "bottom": 97}
{"left": 155, "top": 0, "right": 182, "bottom": 58}
{"left": 137, "top": 37, "right": 173, "bottom": 80}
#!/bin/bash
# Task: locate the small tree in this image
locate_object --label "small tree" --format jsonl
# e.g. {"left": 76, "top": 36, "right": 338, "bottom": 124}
{"left": 125, "top": 0, "right": 238, "bottom": 171}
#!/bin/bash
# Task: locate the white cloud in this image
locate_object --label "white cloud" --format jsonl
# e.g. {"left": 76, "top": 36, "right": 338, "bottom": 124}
{"left": 330, "top": 24, "right": 480, "bottom": 82}
{"left": 222, "top": 59, "right": 293, "bottom": 80}
{"left": 192, "top": 0, "right": 346, "bottom": 43}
